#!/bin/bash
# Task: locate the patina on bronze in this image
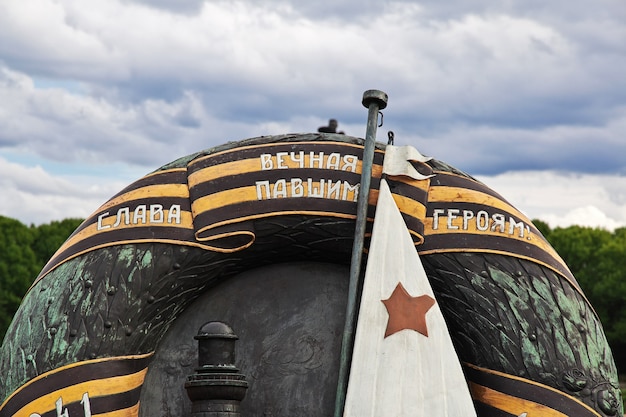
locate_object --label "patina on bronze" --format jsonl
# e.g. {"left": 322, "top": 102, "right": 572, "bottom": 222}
{"left": 0, "top": 91, "right": 622, "bottom": 417}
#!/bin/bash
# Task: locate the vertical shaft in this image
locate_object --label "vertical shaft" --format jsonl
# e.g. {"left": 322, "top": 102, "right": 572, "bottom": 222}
{"left": 334, "top": 90, "right": 388, "bottom": 417}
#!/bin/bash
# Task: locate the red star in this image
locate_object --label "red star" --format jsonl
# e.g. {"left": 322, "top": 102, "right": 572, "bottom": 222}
{"left": 381, "top": 282, "right": 436, "bottom": 338}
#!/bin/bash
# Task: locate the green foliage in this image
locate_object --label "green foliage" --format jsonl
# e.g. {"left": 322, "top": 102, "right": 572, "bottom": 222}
{"left": 0, "top": 216, "right": 83, "bottom": 339}
{"left": 30, "top": 218, "right": 84, "bottom": 266}
{"left": 532, "top": 219, "right": 551, "bottom": 239}
{"left": 542, "top": 225, "right": 612, "bottom": 291}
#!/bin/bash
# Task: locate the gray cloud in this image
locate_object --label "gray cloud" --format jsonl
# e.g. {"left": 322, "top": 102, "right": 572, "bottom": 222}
{"left": 0, "top": 0, "right": 624, "bottom": 227}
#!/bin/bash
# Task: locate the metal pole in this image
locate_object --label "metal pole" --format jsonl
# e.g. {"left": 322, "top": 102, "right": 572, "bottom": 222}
{"left": 334, "top": 89, "right": 388, "bottom": 417}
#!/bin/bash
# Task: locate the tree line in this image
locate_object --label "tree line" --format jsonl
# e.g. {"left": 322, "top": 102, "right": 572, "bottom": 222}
{"left": 1, "top": 215, "right": 625, "bottom": 372}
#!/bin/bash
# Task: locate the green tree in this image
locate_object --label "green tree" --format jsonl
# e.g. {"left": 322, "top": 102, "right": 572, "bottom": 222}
{"left": 541, "top": 225, "right": 613, "bottom": 292}
{"left": 532, "top": 219, "right": 551, "bottom": 239}
{"left": 592, "top": 228, "right": 626, "bottom": 369}
{"left": 0, "top": 216, "right": 40, "bottom": 338}
{"left": 30, "top": 218, "right": 84, "bottom": 266}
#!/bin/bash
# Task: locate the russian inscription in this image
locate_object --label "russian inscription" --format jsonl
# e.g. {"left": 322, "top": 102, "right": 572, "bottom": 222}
{"left": 432, "top": 208, "right": 532, "bottom": 239}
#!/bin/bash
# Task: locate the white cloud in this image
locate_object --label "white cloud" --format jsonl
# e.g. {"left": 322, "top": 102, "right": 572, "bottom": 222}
{"left": 476, "top": 170, "right": 626, "bottom": 231}
{"left": 0, "top": 155, "right": 132, "bottom": 224}
{"left": 540, "top": 206, "right": 624, "bottom": 231}
{"left": 0, "top": 0, "right": 623, "bottom": 229}
{"left": 2, "top": 0, "right": 621, "bottom": 111}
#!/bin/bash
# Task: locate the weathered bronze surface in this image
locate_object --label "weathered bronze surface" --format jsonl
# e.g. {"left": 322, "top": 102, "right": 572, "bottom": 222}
{"left": 0, "top": 133, "right": 621, "bottom": 417}
{"left": 422, "top": 252, "right": 621, "bottom": 416}
{"left": 142, "top": 262, "right": 348, "bottom": 416}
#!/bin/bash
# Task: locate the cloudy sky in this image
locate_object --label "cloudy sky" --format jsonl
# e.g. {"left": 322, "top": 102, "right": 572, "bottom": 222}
{"left": 1, "top": 0, "right": 625, "bottom": 230}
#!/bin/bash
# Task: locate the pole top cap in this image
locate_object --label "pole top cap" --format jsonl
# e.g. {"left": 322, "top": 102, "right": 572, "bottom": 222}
{"left": 362, "top": 90, "right": 388, "bottom": 110}
{"left": 195, "top": 321, "right": 238, "bottom": 340}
